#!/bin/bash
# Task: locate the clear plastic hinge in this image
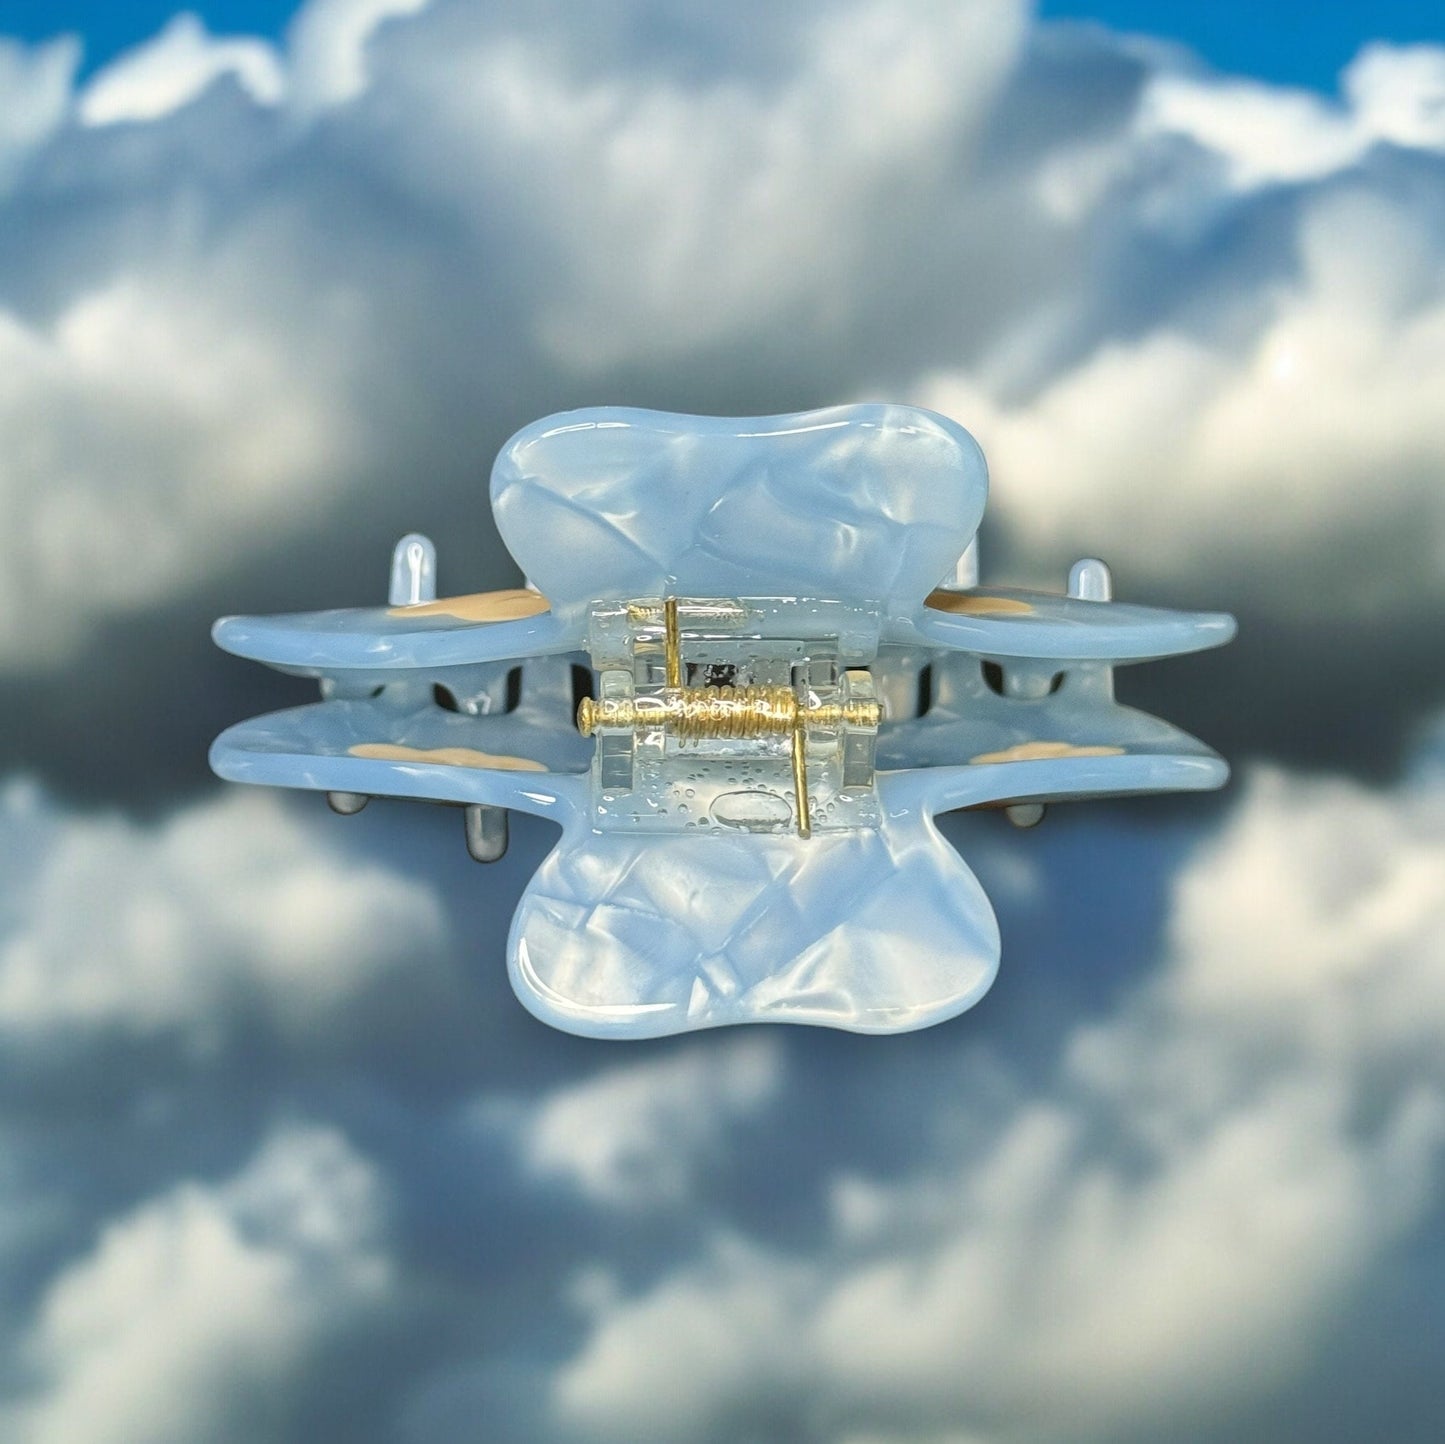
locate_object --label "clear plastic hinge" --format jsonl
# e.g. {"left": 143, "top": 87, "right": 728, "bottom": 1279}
{"left": 578, "top": 597, "right": 882, "bottom": 836}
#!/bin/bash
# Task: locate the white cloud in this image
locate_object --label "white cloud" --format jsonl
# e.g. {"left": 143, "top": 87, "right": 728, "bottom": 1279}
{"left": 73, "top": 1, "right": 435, "bottom": 125}
{"left": 337, "top": 0, "right": 1031, "bottom": 370}
{"left": 286, "top": 0, "right": 432, "bottom": 114}
{"left": 78, "top": 14, "right": 284, "bottom": 126}
{"left": 2, "top": 1, "right": 1443, "bottom": 674}
{"left": 556, "top": 1234, "right": 816, "bottom": 1443}
{"left": 507, "top": 0, "right": 1029, "bottom": 367}
{"left": 1347, "top": 43, "right": 1445, "bottom": 152}
{"left": 1141, "top": 75, "right": 1359, "bottom": 189}
{"left": 547, "top": 753, "right": 1445, "bottom": 1442}
{"left": 1139, "top": 43, "right": 1445, "bottom": 189}
{"left": 7, "top": 1122, "right": 392, "bottom": 1444}
{"left": 0, "top": 38, "right": 77, "bottom": 190}
{"left": 0, "top": 274, "right": 364, "bottom": 667}
{"left": 486, "top": 1034, "right": 784, "bottom": 1210}
{"left": 0, "top": 781, "right": 450, "bottom": 1056}
{"left": 1168, "top": 773, "right": 1445, "bottom": 1019}
{"left": 918, "top": 182, "right": 1445, "bottom": 618}
{"left": 0, "top": 3, "right": 448, "bottom": 671}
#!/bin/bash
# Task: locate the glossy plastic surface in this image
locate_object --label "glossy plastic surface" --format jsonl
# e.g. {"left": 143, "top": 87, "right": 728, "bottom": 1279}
{"left": 212, "top": 404, "right": 1236, "bottom": 1038}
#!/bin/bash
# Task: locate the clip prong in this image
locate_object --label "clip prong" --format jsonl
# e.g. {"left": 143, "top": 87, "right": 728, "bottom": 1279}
{"left": 790, "top": 724, "right": 811, "bottom": 838}
{"left": 664, "top": 595, "right": 682, "bottom": 689}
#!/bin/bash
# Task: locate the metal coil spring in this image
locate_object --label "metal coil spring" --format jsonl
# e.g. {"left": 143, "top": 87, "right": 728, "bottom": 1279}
{"left": 577, "top": 685, "right": 880, "bottom": 739}
{"left": 670, "top": 685, "right": 798, "bottom": 739}
{"left": 578, "top": 685, "right": 794, "bottom": 739}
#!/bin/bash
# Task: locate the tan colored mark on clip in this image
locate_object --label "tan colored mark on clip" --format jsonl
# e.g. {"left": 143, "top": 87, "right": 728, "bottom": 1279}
{"left": 388, "top": 588, "right": 550, "bottom": 622}
{"left": 970, "top": 740, "right": 1125, "bottom": 765}
{"left": 349, "top": 743, "right": 547, "bottom": 771}
{"left": 925, "top": 590, "right": 1035, "bottom": 616}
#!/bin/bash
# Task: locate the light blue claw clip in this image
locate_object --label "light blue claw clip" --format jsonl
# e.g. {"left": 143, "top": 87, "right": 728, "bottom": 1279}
{"left": 212, "top": 406, "right": 1235, "bottom": 1038}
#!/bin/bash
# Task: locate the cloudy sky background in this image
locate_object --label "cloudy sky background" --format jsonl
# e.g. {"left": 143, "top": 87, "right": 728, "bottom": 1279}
{"left": 1, "top": 0, "right": 1442, "bottom": 1438}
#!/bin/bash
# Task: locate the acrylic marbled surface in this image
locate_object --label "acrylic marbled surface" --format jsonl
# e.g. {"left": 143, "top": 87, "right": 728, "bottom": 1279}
{"left": 492, "top": 404, "right": 989, "bottom": 619}
{"left": 509, "top": 784, "right": 1000, "bottom": 1038}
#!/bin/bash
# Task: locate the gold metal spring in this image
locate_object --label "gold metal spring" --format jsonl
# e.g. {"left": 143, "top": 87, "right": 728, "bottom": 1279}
{"left": 676, "top": 685, "right": 796, "bottom": 738}
{"left": 575, "top": 687, "right": 880, "bottom": 739}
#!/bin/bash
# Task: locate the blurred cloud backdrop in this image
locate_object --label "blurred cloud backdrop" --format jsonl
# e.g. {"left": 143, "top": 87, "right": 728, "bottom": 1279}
{"left": 1, "top": 0, "right": 1443, "bottom": 1439}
